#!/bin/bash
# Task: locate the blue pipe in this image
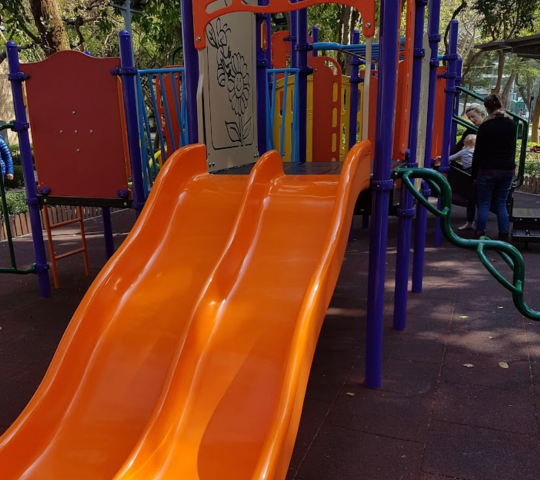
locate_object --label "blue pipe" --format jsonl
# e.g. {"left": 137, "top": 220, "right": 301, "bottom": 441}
{"left": 180, "top": 0, "right": 199, "bottom": 144}
{"left": 412, "top": 0, "right": 441, "bottom": 293}
{"left": 348, "top": 30, "right": 361, "bottom": 150}
{"left": 296, "top": 6, "right": 308, "bottom": 164}
{"left": 393, "top": 0, "right": 428, "bottom": 331}
{"left": 365, "top": 0, "right": 401, "bottom": 389}
{"left": 434, "top": 20, "right": 459, "bottom": 247}
{"left": 119, "top": 31, "right": 145, "bottom": 216}
{"left": 6, "top": 42, "right": 51, "bottom": 298}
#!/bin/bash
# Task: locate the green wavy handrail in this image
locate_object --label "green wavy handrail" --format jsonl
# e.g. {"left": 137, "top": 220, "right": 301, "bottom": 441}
{"left": 393, "top": 167, "right": 540, "bottom": 321}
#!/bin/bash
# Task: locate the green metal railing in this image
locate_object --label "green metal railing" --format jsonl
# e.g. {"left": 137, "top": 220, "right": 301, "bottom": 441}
{"left": 393, "top": 167, "right": 540, "bottom": 321}
{"left": 0, "top": 122, "right": 35, "bottom": 275}
{"left": 455, "top": 86, "right": 529, "bottom": 190}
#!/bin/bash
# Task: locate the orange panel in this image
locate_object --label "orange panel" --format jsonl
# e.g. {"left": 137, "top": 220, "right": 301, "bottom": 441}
{"left": 392, "top": 0, "right": 415, "bottom": 160}
{"left": 271, "top": 31, "right": 291, "bottom": 69}
{"left": 193, "top": 0, "right": 375, "bottom": 49}
{"left": 431, "top": 65, "right": 447, "bottom": 159}
{"left": 0, "top": 141, "right": 372, "bottom": 480}
{"left": 23, "top": 51, "right": 128, "bottom": 199}
{"left": 309, "top": 56, "right": 342, "bottom": 162}
{"left": 155, "top": 66, "right": 183, "bottom": 157}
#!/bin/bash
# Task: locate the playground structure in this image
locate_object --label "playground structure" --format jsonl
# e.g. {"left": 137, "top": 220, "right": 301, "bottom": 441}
{"left": 1, "top": 0, "right": 540, "bottom": 478}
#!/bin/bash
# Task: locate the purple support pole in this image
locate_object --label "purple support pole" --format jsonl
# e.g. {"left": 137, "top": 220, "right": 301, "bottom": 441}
{"left": 290, "top": 8, "right": 298, "bottom": 68}
{"left": 434, "top": 19, "right": 459, "bottom": 247}
{"left": 256, "top": 5, "right": 271, "bottom": 156}
{"left": 411, "top": 0, "right": 441, "bottom": 293}
{"left": 296, "top": 6, "right": 309, "bottom": 164}
{"left": 313, "top": 25, "right": 319, "bottom": 57}
{"left": 365, "top": 0, "right": 401, "bottom": 389}
{"left": 6, "top": 42, "right": 51, "bottom": 298}
{"left": 180, "top": 0, "right": 200, "bottom": 144}
{"left": 349, "top": 30, "right": 361, "bottom": 150}
{"left": 102, "top": 207, "right": 115, "bottom": 260}
{"left": 119, "top": 31, "right": 145, "bottom": 217}
{"left": 451, "top": 57, "right": 463, "bottom": 146}
{"left": 393, "top": 0, "right": 427, "bottom": 331}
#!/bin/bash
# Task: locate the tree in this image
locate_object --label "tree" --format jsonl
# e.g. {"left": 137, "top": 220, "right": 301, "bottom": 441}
{"left": 29, "top": 0, "right": 70, "bottom": 55}
{"left": 473, "top": 0, "right": 540, "bottom": 94}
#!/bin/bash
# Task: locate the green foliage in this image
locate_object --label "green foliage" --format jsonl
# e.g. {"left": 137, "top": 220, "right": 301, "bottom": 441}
{"left": 0, "top": 190, "right": 28, "bottom": 217}
{"left": 473, "top": 0, "right": 540, "bottom": 40}
{"left": 5, "top": 165, "right": 24, "bottom": 189}
{"left": 523, "top": 142, "right": 540, "bottom": 177}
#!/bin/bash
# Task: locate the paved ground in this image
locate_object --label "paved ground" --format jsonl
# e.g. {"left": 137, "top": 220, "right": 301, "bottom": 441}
{"left": 1, "top": 193, "right": 540, "bottom": 479}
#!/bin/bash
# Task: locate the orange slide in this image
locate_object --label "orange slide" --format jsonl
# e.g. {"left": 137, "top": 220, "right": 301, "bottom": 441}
{"left": 0, "top": 141, "right": 371, "bottom": 480}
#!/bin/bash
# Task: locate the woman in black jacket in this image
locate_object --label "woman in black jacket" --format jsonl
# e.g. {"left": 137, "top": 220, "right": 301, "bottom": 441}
{"left": 472, "top": 94, "right": 516, "bottom": 240}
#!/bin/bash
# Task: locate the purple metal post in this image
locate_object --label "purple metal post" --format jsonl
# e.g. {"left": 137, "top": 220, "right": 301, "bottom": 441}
{"left": 296, "top": 6, "right": 309, "bottom": 163}
{"left": 290, "top": 7, "right": 298, "bottom": 68}
{"left": 393, "top": 0, "right": 428, "bottom": 330}
{"left": 412, "top": 0, "right": 441, "bottom": 293}
{"left": 119, "top": 31, "right": 145, "bottom": 217}
{"left": 102, "top": 207, "right": 115, "bottom": 259}
{"left": 348, "top": 30, "right": 361, "bottom": 150}
{"left": 313, "top": 25, "right": 319, "bottom": 57}
{"left": 256, "top": 5, "right": 271, "bottom": 156}
{"left": 180, "top": 0, "right": 200, "bottom": 144}
{"left": 365, "top": 0, "right": 401, "bottom": 389}
{"left": 434, "top": 19, "right": 459, "bottom": 247}
{"left": 6, "top": 42, "right": 51, "bottom": 298}
{"left": 452, "top": 57, "right": 463, "bottom": 146}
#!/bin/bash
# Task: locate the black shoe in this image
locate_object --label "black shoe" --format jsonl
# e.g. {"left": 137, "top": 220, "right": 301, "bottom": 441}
{"left": 498, "top": 232, "right": 509, "bottom": 242}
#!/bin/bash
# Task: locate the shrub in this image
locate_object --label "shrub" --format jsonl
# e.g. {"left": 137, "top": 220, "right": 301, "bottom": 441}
{"left": 4, "top": 165, "right": 24, "bottom": 189}
{"left": 0, "top": 191, "right": 28, "bottom": 217}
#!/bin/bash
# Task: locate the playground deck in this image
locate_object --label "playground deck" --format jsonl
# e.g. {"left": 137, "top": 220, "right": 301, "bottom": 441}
{"left": 1, "top": 194, "right": 540, "bottom": 480}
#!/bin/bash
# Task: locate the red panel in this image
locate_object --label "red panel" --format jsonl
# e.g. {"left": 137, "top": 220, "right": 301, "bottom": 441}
{"left": 272, "top": 31, "right": 291, "bottom": 69}
{"left": 432, "top": 66, "right": 447, "bottom": 158}
{"left": 392, "top": 0, "right": 415, "bottom": 160}
{"left": 155, "top": 66, "right": 183, "bottom": 158}
{"left": 23, "top": 51, "right": 128, "bottom": 199}
{"left": 193, "top": 0, "right": 376, "bottom": 49}
{"left": 309, "top": 56, "right": 342, "bottom": 162}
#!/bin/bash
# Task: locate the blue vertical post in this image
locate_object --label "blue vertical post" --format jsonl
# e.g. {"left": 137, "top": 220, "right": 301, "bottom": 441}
{"left": 290, "top": 7, "right": 298, "bottom": 68}
{"left": 6, "top": 42, "right": 51, "bottom": 298}
{"left": 313, "top": 25, "right": 319, "bottom": 57}
{"left": 349, "top": 30, "right": 361, "bottom": 149}
{"left": 102, "top": 207, "right": 115, "bottom": 259}
{"left": 365, "top": 0, "right": 401, "bottom": 389}
{"left": 434, "top": 20, "right": 459, "bottom": 247}
{"left": 452, "top": 57, "right": 463, "bottom": 146}
{"left": 393, "top": 0, "right": 427, "bottom": 330}
{"left": 296, "top": 6, "right": 309, "bottom": 164}
{"left": 119, "top": 31, "right": 145, "bottom": 217}
{"left": 256, "top": 4, "right": 271, "bottom": 156}
{"left": 411, "top": 0, "right": 441, "bottom": 293}
{"left": 180, "top": 0, "right": 199, "bottom": 144}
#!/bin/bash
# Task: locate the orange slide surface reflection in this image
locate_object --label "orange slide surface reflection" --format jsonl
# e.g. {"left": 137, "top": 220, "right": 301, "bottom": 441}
{"left": 0, "top": 141, "right": 371, "bottom": 480}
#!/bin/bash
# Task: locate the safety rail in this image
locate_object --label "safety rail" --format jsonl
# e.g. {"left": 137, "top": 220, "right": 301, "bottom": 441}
{"left": 0, "top": 122, "right": 35, "bottom": 275}
{"left": 266, "top": 68, "right": 300, "bottom": 163}
{"left": 393, "top": 167, "right": 540, "bottom": 321}
{"left": 455, "top": 86, "right": 529, "bottom": 189}
{"left": 136, "top": 67, "right": 188, "bottom": 196}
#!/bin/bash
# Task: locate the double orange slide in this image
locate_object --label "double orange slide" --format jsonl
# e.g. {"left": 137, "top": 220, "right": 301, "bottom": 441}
{"left": 0, "top": 141, "right": 371, "bottom": 480}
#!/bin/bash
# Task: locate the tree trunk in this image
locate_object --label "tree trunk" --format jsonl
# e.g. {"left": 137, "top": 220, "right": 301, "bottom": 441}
{"left": 491, "top": 50, "right": 505, "bottom": 94}
{"left": 501, "top": 72, "right": 516, "bottom": 108}
{"left": 29, "top": 0, "right": 70, "bottom": 55}
{"left": 531, "top": 82, "right": 540, "bottom": 143}
{"left": 462, "top": 50, "right": 483, "bottom": 83}
{"left": 338, "top": 6, "right": 351, "bottom": 72}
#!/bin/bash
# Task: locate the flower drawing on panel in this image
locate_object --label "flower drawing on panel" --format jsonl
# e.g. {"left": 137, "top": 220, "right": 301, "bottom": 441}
{"left": 206, "top": 17, "right": 252, "bottom": 146}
